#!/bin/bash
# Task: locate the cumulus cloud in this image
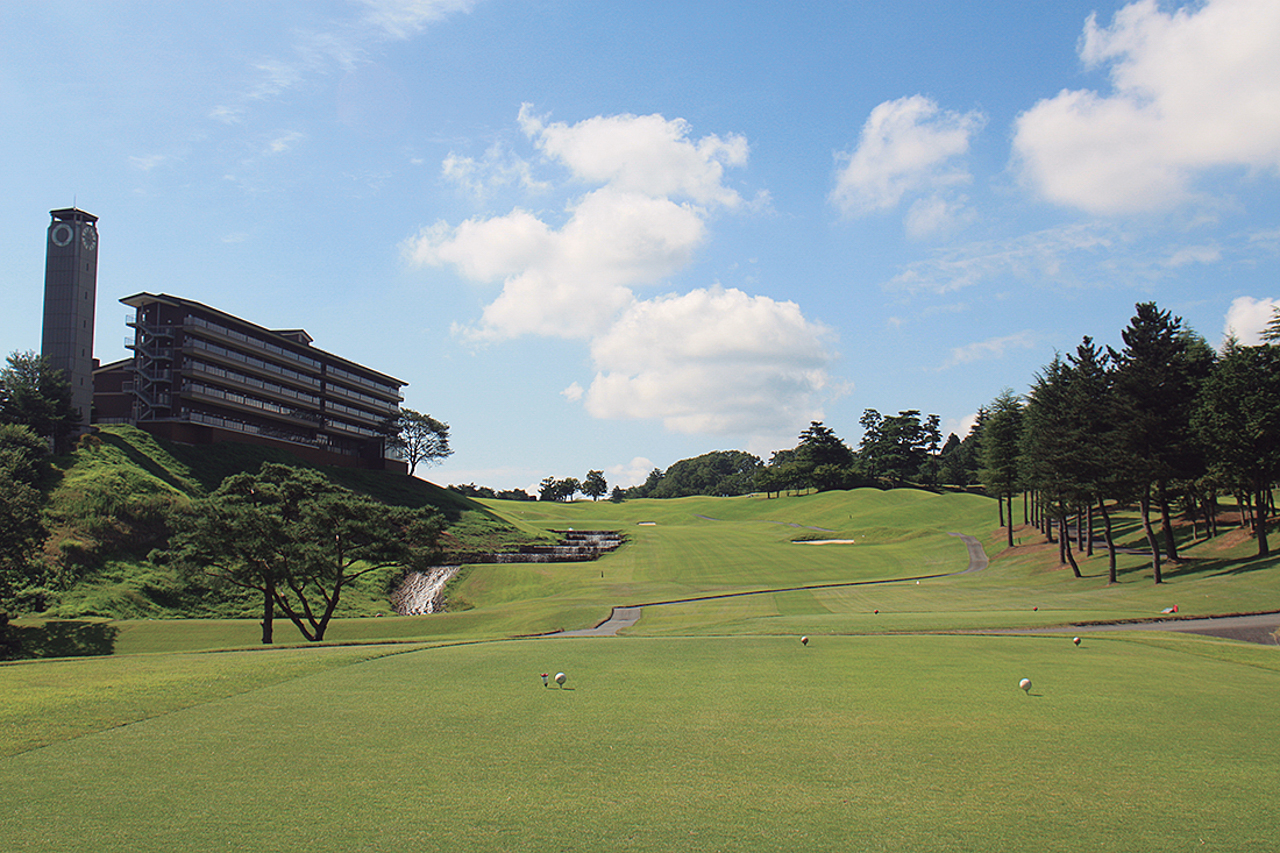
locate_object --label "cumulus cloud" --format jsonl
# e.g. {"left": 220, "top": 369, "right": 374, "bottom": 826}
{"left": 406, "top": 109, "right": 742, "bottom": 341}
{"left": 518, "top": 105, "right": 749, "bottom": 208}
{"left": 1223, "top": 295, "right": 1279, "bottom": 345}
{"left": 609, "top": 457, "right": 656, "bottom": 489}
{"left": 831, "top": 95, "right": 984, "bottom": 232}
{"left": 581, "top": 287, "right": 836, "bottom": 435}
{"left": 411, "top": 108, "right": 838, "bottom": 442}
{"left": 1013, "top": 0, "right": 1280, "bottom": 214}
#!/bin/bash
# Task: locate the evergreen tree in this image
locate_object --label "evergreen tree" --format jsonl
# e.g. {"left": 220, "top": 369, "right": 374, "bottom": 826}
{"left": 1193, "top": 341, "right": 1280, "bottom": 557}
{"left": 1110, "top": 303, "right": 1212, "bottom": 581}
{"left": 980, "top": 390, "right": 1023, "bottom": 548}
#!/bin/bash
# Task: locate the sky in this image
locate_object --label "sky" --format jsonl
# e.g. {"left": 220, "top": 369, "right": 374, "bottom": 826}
{"left": 3, "top": 0, "right": 1279, "bottom": 493}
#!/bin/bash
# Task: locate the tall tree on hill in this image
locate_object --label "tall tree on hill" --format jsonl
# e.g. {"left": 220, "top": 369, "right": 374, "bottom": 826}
{"left": 170, "top": 464, "right": 443, "bottom": 643}
{"left": 1021, "top": 356, "right": 1088, "bottom": 576}
{"left": 582, "top": 470, "right": 608, "bottom": 501}
{"left": 858, "top": 410, "right": 937, "bottom": 486}
{"left": 0, "top": 351, "right": 79, "bottom": 452}
{"left": 1193, "top": 341, "right": 1280, "bottom": 557}
{"left": 386, "top": 409, "right": 452, "bottom": 476}
{"left": 1066, "top": 337, "right": 1128, "bottom": 583}
{"left": 980, "top": 390, "right": 1023, "bottom": 548}
{"left": 1110, "top": 303, "right": 1213, "bottom": 581}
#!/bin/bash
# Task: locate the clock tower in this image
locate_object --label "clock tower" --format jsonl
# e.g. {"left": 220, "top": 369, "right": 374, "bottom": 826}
{"left": 42, "top": 207, "right": 99, "bottom": 429}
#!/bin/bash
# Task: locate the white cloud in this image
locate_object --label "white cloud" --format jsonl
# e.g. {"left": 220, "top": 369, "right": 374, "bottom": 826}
{"left": 1164, "top": 244, "right": 1221, "bottom": 267}
{"left": 889, "top": 223, "right": 1119, "bottom": 294}
{"left": 940, "top": 331, "right": 1037, "bottom": 370}
{"left": 518, "top": 105, "right": 749, "bottom": 208}
{"left": 1223, "top": 295, "right": 1279, "bottom": 345}
{"left": 406, "top": 109, "right": 745, "bottom": 341}
{"left": 359, "top": 0, "right": 479, "bottom": 40}
{"left": 1013, "top": 0, "right": 1280, "bottom": 214}
{"left": 442, "top": 142, "right": 548, "bottom": 200}
{"left": 904, "top": 194, "right": 973, "bottom": 239}
{"left": 831, "top": 95, "right": 984, "bottom": 221}
{"left": 265, "top": 131, "right": 306, "bottom": 154}
{"left": 580, "top": 287, "right": 836, "bottom": 436}
{"left": 943, "top": 412, "right": 981, "bottom": 441}
{"left": 608, "top": 457, "right": 655, "bottom": 489}
{"left": 413, "top": 108, "right": 837, "bottom": 444}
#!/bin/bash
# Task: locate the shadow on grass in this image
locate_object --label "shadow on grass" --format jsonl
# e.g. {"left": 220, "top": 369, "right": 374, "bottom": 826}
{"left": 97, "top": 431, "right": 198, "bottom": 495}
{"left": 6, "top": 620, "right": 119, "bottom": 660}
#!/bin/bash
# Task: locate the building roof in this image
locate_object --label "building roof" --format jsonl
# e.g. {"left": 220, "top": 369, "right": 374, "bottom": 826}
{"left": 50, "top": 207, "right": 98, "bottom": 223}
{"left": 119, "top": 292, "right": 408, "bottom": 388}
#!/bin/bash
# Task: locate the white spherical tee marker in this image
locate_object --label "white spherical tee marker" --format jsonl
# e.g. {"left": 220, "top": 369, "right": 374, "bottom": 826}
{"left": 554, "top": 672, "right": 567, "bottom": 687}
{"left": 1019, "top": 678, "right": 1032, "bottom": 694}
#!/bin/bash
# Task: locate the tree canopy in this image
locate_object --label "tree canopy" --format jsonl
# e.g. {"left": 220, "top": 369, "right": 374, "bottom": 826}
{"left": 387, "top": 408, "right": 452, "bottom": 476}
{"left": 0, "top": 351, "right": 79, "bottom": 451}
{"left": 169, "top": 463, "right": 443, "bottom": 642}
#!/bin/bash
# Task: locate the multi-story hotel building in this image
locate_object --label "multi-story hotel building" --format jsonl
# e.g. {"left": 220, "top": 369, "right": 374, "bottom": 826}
{"left": 95, "top": 292, "right": 407, "bottom": 472}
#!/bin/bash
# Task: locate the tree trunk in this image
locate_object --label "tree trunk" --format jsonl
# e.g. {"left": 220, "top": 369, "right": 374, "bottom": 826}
{"left": 1060, "top": 516, "right": 1082, "bottom": 578}
{"left": 1006, "top": 495, "right": 1014, "bottom": 548}
{"left": 1084, "top": 504, "right": 1094, "bottom": 557}
{"left": 1158, "top": 484, "right": 1179, "bottom": 561}
{"left": 1255, "top": 482, "right": 1271, "bottom": 558}
{"left": 261, "top": 583, "right": 275, "bottom": 645}
{"left": 1098, "top": 498, "right": 1117, "bottom": 584}
{"left": 1023, "top": 491, "right": 1029, "bottom": 525}
{"left": 998, "top": 495, "right": 1005, "bottom": 529}
{"left": 1140, "top": 490, "right": 1163, "bottom": 584}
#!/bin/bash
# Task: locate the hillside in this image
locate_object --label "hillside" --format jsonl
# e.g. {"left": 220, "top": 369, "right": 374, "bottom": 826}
{"left": 26, "top": 425, "right": 547, "bottom": 620}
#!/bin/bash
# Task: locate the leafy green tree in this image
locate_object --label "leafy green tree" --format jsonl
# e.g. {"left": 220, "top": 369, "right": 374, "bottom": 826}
{"left": 583, "top": 470, "right": 608, "bottom": 501}
{"left": 980, "top": 390, "right": 1023, "bottom": 548}
{"left": 386, "top": 408, "right": 452, "bottom": 476}
{"left": 791, "top": 421, "right": 856, "bottom": 491}
{"left": 649, "top": 451, "right": 762, "bottom": 498}
{"left": 170, "top": 464, "right": 443, "bottom": 643}
{"left": 858, "top": 410, "right": 937, "bottom": 486}
{"left": 0, "top": 351, "right": 79, "bottom": 451}
{"left": 0, "top": 424, "right": 49, "bottom": 602}
{"left": 1193, "top": 341, "right": 1280, "bottom": 557}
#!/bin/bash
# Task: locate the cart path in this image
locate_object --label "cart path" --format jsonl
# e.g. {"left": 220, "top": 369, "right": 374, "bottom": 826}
{"left": 547, "top": 532, "right": 1279, "bottom": 644}
{"left": 548, "top": 533, "right": 986, "bottom": 638}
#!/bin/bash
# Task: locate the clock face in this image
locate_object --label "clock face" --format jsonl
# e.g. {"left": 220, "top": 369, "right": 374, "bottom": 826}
{"left": 81, "top": 224, "right": 98, "bottom": 252}
{"left": 51, "top": 223, "right": 74, "bottom": 247}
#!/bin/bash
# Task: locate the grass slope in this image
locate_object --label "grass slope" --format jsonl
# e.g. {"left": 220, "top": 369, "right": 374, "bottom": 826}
{"left": 28, "top": 425, "right": 540, "bottom": 620}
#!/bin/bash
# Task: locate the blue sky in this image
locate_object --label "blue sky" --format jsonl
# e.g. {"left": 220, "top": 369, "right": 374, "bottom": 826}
{"left": 3, "top": 0, "right": 1279, "bottom": 492}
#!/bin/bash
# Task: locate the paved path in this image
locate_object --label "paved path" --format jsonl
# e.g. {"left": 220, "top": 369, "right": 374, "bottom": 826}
{"left": 1001, "top": 611, "right": 1280, "bottom": 645}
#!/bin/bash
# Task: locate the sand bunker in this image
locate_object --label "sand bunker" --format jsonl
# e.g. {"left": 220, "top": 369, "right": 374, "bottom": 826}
{"left": 795, "top": 539, "right": 857, "bottom": 545}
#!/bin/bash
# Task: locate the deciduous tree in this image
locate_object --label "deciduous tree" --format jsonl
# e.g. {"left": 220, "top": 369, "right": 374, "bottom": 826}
{"left": 386, "top": 409, "right": 452, "bottom": 476}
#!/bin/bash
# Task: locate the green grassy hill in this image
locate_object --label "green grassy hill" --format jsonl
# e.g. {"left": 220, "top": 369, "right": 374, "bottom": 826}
{"left": 4, "top": 476, "right": 1279, "bottom": 851}
{"left": 26, "top": 425, "right": 544, "bottom": 620}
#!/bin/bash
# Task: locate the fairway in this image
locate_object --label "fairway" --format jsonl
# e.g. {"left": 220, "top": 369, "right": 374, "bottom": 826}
{"left": 4, "top": 489, "right": 1279, "bottom": 851}
{"left": 3, "top": 635, "right": 1278, "bottom": 852}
